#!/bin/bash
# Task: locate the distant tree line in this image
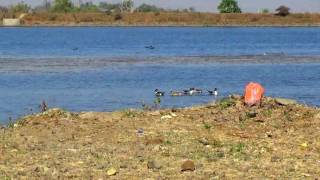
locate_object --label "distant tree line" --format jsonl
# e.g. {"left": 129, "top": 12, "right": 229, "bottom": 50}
{"left": 0, "top": 0, "right": 291, "bottom": 17}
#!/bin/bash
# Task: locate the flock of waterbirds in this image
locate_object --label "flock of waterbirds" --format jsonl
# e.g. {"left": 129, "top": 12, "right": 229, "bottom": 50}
{"left": 154, "top": 88, "right": 218, "bottom": 97}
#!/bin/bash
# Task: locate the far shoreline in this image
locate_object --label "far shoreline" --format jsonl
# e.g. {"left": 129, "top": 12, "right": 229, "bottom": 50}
{"left": 3, "top": 12, "right": 320, "bottom": 28}
{"left": 2, "top": 24, "right": 320, "bottom": 28}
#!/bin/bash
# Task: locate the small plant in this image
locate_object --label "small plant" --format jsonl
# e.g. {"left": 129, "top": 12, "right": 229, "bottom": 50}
{"left": 164, "top": 140, "right": 172, "bottom": 145}
{"left": 212, "top": 139, "right": 223, "bottom": 148}
{"left": 217, "top": 97, "right": 236, "bottom": 109}
{"left": 230, "top": 142, "right": 245, "bottom": 154}
{"left": 141, "top": 102, "right": 152, "bottom": 111}
{"left": 7, "top": 117, "right": 14, "bottom": 128}
{"left": 153, "top": 97, "right": 161, "bottom": 110}
{"left": 203, "top": 123, "right": 212, "bottom": 130}
{"left": 262, "top": 109, "right": 272, "bottom": 117}
{"left": 122, "top": 109, "right": 137, "bottom": 118}
{"left": 229, "top": 142, "right": 248, "bottom": 160}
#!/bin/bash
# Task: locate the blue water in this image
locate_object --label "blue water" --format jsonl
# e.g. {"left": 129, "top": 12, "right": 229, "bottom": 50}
{"left": 0, "top": 27, "right": 320, "bottom": 124}
{"left": 0, "top": 27, "right": 319, "bottom": 58}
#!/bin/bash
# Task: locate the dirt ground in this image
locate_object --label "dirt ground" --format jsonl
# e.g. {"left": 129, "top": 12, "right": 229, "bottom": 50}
{"left": 0, "top": 96, "right": 320, "bottom": 179}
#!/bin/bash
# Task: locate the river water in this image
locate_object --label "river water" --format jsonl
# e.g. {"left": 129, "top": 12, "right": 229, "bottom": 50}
{"left": 0, "top": 27, "right": 319, "bottom": 123}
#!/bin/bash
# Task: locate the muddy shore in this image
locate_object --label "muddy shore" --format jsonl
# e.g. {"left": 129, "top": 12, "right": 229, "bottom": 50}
{"left": 0, "top": 96, "right": 319, "bottom": 179}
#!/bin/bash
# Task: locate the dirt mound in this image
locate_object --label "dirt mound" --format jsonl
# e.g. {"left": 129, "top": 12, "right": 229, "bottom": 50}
{"left": 0, "top": 96, "right": 319, "bottom": 179}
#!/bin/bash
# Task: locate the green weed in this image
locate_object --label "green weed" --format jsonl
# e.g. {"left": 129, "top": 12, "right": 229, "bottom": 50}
{"left": 217, "top": 98, "right": 236, "bottom": 109}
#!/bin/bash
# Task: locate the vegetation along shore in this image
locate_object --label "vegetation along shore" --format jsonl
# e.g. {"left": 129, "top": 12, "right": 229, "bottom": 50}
{"left": 1, "top": 95, "right": 320, "bottom": 178}
{"left": 1, "top": 0, "right": 320, "bottom": 26}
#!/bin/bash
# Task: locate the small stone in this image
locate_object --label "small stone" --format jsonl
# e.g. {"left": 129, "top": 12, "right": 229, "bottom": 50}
{"left": 198, "top": 138, "right": 209, "bottom": 146}
{"left": 230, "top": 94, "right": 242, "bottom": 100}
{"left": 170, "top": 113, "right": 177, "bottom": 117}
{"left": 161, "top": 115, "right": 172, "bottom": 120}
{"left": 150, "top": 111, "right": 161, "bottom": 116}
{"left": 246, "top": 111, "right": 257, "bottom": 118}
{"left": 147, "top": 160, "right": 162, "bottom": 170}
{"left": 181, "top": 160, "right": 195, "bottom": 172}
{"left": 107, "top": 167, "right": 117, "bottom": 176}
{"left": 275, "top": 98, "right": 297, "bottom": 106}
{"left": 120, "top": 164, "right": 128, "bottom": 169}
{"left": 301, "top": 142, "right": 308, "bottom": 148}
{"left": 137, "top": 128, "right": 144, "bottom": 136}
{"left": 145, "top": 138, "right": 164, "bottom": 145}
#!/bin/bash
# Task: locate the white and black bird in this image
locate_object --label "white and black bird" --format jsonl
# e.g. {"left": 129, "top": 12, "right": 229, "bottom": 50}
{"left": 154, "top": 89, "right": 165, "bottom": 97}
{"left": 208, "top": 88, "right": 218, "bottom": 96}
{"left": 184, "top": 88, "right": 203, "bottom": 95}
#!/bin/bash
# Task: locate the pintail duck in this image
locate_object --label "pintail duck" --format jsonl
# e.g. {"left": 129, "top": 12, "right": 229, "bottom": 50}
{"left": 185, "top": 88, "right": 202, "bottom": 95}
{"left": 154, "top": 89, "right": 165, "bottom": 97}
{"left": 208, "top": 88, "right": 218, "bottom": 96}
{"left": 145, "top": 45, "right": 155, "bottom": 49}
{"left": 170, "top": 91, "right": 184, "bottom": 96}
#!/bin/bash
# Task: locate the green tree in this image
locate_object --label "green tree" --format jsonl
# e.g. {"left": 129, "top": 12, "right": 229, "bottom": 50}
{"left": 99, "top": 2, "right": 121, "bottom": 13}
{"left": 135, "top": 4, "right": 163, "bottom": 12}
{"left": 275, "top": 5, "right": 290, "bottom": 16}
{"left": 261, "top": 8, "right": 269, "bottom": 14}
{"left": 51, "top": 0, "right": 73, "bottom": 12}
{"left": 218, "top": 0, "right": 241, "bottom": 13}
{"left": 120, "top": 0, "right": 134, "bottom": 13}
{"left": 10, "top": 2, "right": 30, "bottom": 13}
{"left": 80, "top": 2, "right": 99, "bottom": 12}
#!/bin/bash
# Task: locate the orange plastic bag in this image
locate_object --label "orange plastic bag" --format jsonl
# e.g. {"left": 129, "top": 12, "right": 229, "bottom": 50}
{"left": 244, "top": 82, "right": 265, "bottom": 106}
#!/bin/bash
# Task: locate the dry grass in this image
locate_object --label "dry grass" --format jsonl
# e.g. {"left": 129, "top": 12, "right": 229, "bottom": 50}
{"left": 19, "top": 12, "right": 320, "bottom": 26}
{"left": 0, "top": 96, "right": 320, "bottom": 178}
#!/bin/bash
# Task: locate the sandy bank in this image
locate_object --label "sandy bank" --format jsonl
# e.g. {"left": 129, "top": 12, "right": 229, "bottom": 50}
{"left": 0, "top": 96, "right": 319, "bottom": 178}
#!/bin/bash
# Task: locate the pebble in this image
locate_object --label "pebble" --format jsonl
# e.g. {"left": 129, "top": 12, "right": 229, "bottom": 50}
{"left": 246, "top": 111, "right": 257, "bottom": 118}
{"left": 275, "top": 98, "right": 297, "bottom": 106}
{"left": 107, "top": 167, "right": 118, "bottom": 176}
{"left": 161, "top": 115, "right": 172, "bottom": 120}
{"left": 137, "top": 128, "right": 144, "bottom": 136}
{"left": 181, "top": 160, "right": 195, "bottom": 172}
{"left": 198, "top": 138, "right": 209, "bottom": 146}
{"left": 147, "top": 160, "right": 162, "bottom": 170}
{"left": 150, "top": 111, "right": 161, "bottom": 116}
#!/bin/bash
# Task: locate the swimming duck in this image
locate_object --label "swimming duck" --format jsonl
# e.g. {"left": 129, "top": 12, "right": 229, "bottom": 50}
{"left": 145, "top": 45, "right": 155, "bottom": 50}
{"left": 154, "top": 89, "right": 165, "bottom": 97}
{"left": 170, "top": 91, "right": 184, "bottom": 96}
{"left": 186, "top": 88, "right": 202, "bottom": 95}
{"left": 208, "top": 88, "right": 218, "bottom": 96}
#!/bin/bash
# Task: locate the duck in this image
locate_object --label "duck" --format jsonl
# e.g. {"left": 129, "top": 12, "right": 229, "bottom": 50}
{"left": 145, "top": 45, "right": 155, "bottom": 50}
{"left": 154, "top": 89, "right": 165, "bottom": 97}
{"left": 170, "top": 91, "right": 184, "bottom": 96}
{"left": 208, "top": 88, "right": 218, "bottom": 96}
{"left": 185, "top": 88, "right": 202, "bottom": 95}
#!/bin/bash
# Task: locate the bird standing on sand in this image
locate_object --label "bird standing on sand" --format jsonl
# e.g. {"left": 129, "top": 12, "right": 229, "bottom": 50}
{"left": 154, "top": 89, "right": 165, "bottom": 97}
{"left": 208, "top": 88, "right": 218, "bottom": 96}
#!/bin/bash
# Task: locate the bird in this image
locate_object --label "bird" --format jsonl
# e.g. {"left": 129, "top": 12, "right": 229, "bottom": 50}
{"left": 170, "top": 91, "right": 184, "bottom": 96}
{"left": 154, "top": 89, "right": 165, "bottom": 97}
{"left": 208, "top": 88, "right": 218, "bottom": 96}
{"left": 185, "top": 88, "right": 202, "bottom": 95}
{"left": 145, "top": 45, "right": 155, "bottom": 50}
